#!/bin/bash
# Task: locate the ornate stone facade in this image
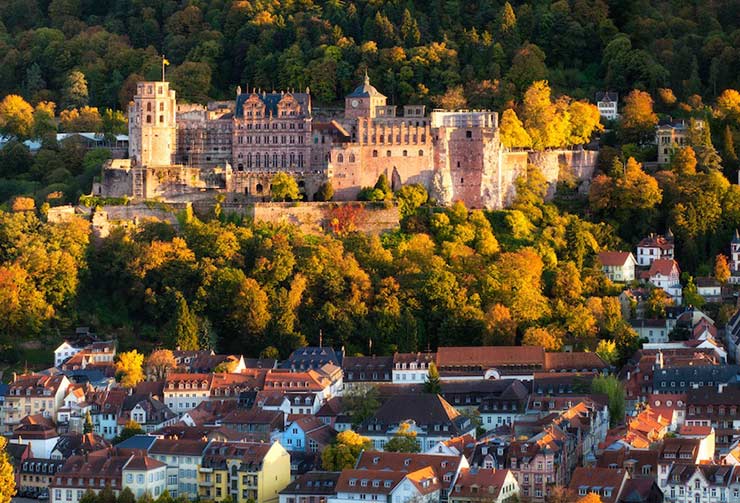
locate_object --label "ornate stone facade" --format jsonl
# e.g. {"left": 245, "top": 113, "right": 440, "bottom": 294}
{"left": 100, "top": 76, "right": 597, "bottom": 209}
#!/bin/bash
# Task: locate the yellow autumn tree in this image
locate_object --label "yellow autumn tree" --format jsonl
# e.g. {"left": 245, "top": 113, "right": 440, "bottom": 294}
{"left": 0, "top": 94, "right": 34, "bottom": 139}
{"left": 578, "top": 493, "right": 603, "bottom": 503}
{"left": 116, "top": 350, "right": 145, "bottom": 388}
{"left": 499, "top": 108, "right": 532, "bottom": 148}
{"left": 60, "top": 106, "right": 103, "bottom": 132}
{"left": 0, "top": 436, "right": 16, "bottom": 503}
{"left": 567, "top": 100, "right": 603, "bottom": 145}
{"left": 715, "top": 254, "right": 731, "bottom": 284}
{"left": 145, "top": 349, "right": 177, "bottom": 380}
{"left": 716, "top": 89, "right": 740, "bottom": 122}
{"left": 520, "top": 81, "right": 573, "bottom": 150}
{"left": 522, "top": 326, "right": 563, "bottom": 351}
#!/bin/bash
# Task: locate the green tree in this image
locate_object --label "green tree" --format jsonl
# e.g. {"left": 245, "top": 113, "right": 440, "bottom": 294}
{"left": 315, "top": 182, "right": 334, "bottom": 202}
{"left": 595, "top": 339, "right": 618, "bottom": 366}
{"left": 63, "top": 70, "right": 89, "bottom": 109}
{"left": 270, "top": 172, "right": 301, "bottom": 201}
{"left": 118, "top": 488, "right": 136, "bottom": 503}
{"left": 395, "top": 184, "right": 428, "bottom": 219}
{"left": 591, "top": 375, "right": 625, "bottom": 427}
{"left": 166, "top": 291, "right": 199, "bottom": 350}
{"left": 343, "top": 385, "right": 380, "bottom": 426}
{"left": 424, "top": 362, "right": 442, "bottom": 394}
{"left": 384, "top": 422, "right": 421, "bottom": 452}
{"left": 321, "top": 430, "right": 371, "bottom": 470}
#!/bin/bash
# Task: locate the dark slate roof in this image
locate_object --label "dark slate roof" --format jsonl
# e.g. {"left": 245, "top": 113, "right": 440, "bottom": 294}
{"left": 686, "top": 383, "right": 740, "bottom": 404}
{"left": 114, "top": 434, "right": 158, "bottom": 450}
{"left": 347, "top": 74, "right": 385, "bottom": 98}
{"left": 359, "top": 393, "right": 472, "bottom": 436}
{"left": 280, "top": 471, "right": 341, "bottom": 496}
{"left": 235, "top": 92, "right": 310, "bottom": 118}
{"left": 282, "top": 347, "right": 343, "bottom": 370}
{"left": 653, "top": 365, "right": 740, "bottom": 391}
{"left": 595, "top": 92, "right": 618, "bottom": 102}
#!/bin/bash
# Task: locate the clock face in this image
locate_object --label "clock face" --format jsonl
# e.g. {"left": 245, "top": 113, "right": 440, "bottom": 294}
{"left": 351, "top": 99, "right": 359, "bottom": 108}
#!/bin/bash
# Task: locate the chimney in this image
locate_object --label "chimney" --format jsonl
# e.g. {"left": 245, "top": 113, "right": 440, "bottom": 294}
{"left": 718, "top": 383, "right": 726, "bottom": 394}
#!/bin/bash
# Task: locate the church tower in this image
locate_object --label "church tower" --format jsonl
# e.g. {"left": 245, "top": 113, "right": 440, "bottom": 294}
{"left": 128, "top": 81, "right": 177, "bottom": 166}
{"left": 732, "top": 229, "right": 740, "bottom": 273}
{"left": 344, "top": 71, "right": 387, "bottom": 120}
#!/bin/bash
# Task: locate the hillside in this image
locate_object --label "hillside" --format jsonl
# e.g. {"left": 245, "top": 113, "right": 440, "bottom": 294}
{"left": 1, "top": 0, "right": 739, "bottom": 108}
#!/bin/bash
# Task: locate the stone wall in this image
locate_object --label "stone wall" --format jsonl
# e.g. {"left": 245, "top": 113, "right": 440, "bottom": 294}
{"left": 201, "top": 201, "right": 400, "bottom": 235}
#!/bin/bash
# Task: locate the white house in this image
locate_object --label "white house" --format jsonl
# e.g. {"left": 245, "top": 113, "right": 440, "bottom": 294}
{"left": 696, "top": 277, "right": 721, "bottom": 303}
{"left": 630, "top": 319, "right": 670, "bottom": 343}
{"left": 636, "top": 233, "right": 675, "bottom": 267}
{"left": 331, "top": 468, "right": 440, "bottom": 503}
{"left": 598, "top": 251, "right": 637, "bottom": 282}
{"left": 149, "top": 438, "right": 209, "bottom": 499}
{"left": 595, "top": 92, "right": 619, "bottom": 121}
{"left": 392, "top": 352, "right": 436, "bottom": 384}
{"left": 54, "top": 342, "right": 82, "bottom": 368}
{"left": 122, "top": 455, "right": 167, "bottom": 499}
{"left": 645, "top": 259, "right": 682, "bottom": 303}
{"left": 449, "top": 467, "right": 520, "bottom": 503}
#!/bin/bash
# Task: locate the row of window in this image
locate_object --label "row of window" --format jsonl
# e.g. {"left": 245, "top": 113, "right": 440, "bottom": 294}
{"left": 237, "top": 122, "right": 304, "bottom": 130}
{"left": 236, "top": 135, "right": 305, "bottom": 145}
{"left": 370, "top": 150, "right": 425, "bottom": 158}
{"left": 236, "top": 153, "right": 305, "bottom": 170}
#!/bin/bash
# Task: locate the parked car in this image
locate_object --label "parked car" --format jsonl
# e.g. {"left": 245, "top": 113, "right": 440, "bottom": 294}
{"left": 37, "top": 490, "right": 49, "bottom": 500}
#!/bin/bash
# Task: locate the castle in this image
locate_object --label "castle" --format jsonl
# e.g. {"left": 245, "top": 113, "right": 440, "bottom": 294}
{"left": 96, "top": 76, "right": 597, "bottom": 209}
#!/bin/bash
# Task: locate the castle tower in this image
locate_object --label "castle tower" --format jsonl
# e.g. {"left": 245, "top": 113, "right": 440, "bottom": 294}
{"left": 128, "top": 81, "right": 177, "bottom": 166}
{"left": 344, "top": 71, "right": 387, "bottom": 120}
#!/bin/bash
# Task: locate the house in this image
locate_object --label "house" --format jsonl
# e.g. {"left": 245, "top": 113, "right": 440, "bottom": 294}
{"left": 7, "top": 442, "right": 31, "bottom": 489}
{"left": 54, "top": 341, "right": 83, "bottom": 368}
{"left": 342, "top": 356, "right": 393, "bottom": 388}
{"left": 58, "top": 341, "right": 116, "bottom": 371}
{"left": 279, "top": 471, "right": 340, "bottom": 503}
{"left": 686, "top": 384, "right": 740, "bottom": 452}
{"left": 282, "top": 416, "right": 337, "bottom": 453}
{"left": 50, "top": 432, "right": 109, "bottom": 459}
{"left": 656, "top": 119, "right": 703, "bottom": 165}
{"left": 543, "top": 352, "right": 610, "bottom": 373}
{"left": 618, "top": 476, "right": 664, "bottom": 503}
{"left": 645, "top": 394, "right": 687, "bottom": 432}
{"left": 652, "top": 365, "right": 739, "bottom": 395}
{"left": 636, "top": 233, "right": 675, "bottom": 267}
{"left": 120, "top": 394, "right": 177, "bottom": 433}
{"left": 51, "top": 449, "right": 166, "bottom": 503}
{"left": 644, "top": 259, "right": 682, "bottom": 303}
{"left": 696, "top": 277, "right": 722, "bottom": 303}
{"left": 392, "top": 352, "right": 437, "bottom": 384}
{"left": 508, "top": 426, "right": 571, "bottom": 502}
{"left": 426, "top": 434, "right": 477, "bottom": 459}
{"left": 569, "top": 467, "right": 630, "bottom": 503}
{"left": 190, "top": 353, "right": 247, "bottom": 373}
{"left": 598, "top": 252, "right": 637, "bottom": 283}
{"left": 358, "top": 393, "right": 476, "bottom": 451}
{"left": 330, "top": 468, "right": 438, "bottom": 503}
{"left": 149, "top": 438, "right": 210, "bottom": 499}
{"left": 19, "top": 459, "right": 65, "bottom": 496}
{"left": 12, "top": 418, "right": 60, "bottom": 458}
{"left": 596, "top": 92, "right": 619, "bottom": 121}
{"left": 630, "top": 320, "right": 669, "bottom": 344}
{"left": 220, "top": 408, "right": 285, "bottom": 440}
{"left": 3, "top": 374, "right": 70, "bottom": 433}
{"left": 198, "top": 441, "right": 291, "bottom": 503}
{"left": 597, "top": 447, "right": 660, "bottom": 479}
{"left": 89, "top": 388, "right": 128, "bottom": 439}
{"left": 435, "top": 346, "right": 546, "bottom": 380}
{"left": 354, "top": 450, "right": 469, "bottom": 499}
{"left": 282, "top": 347, "right": 343, "bottom": 371}
{"left": 163, "top": 373, "right": 213, "bottom": 412}
{"left": 657, "top": 438, "right": 713, "bottom": 488}
{"left": 660, "top": 464, "right": 738, "bottom": 503}
{"left": 448, "top": 467, "right": 519, "bottom": 503}
{"left": 439, "top": 380, "right": 528, "bottom": 431}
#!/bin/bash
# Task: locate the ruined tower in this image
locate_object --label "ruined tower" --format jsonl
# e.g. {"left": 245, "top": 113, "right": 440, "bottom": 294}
{"left": 128, "top": 81, "right": 177, "bottom": 167}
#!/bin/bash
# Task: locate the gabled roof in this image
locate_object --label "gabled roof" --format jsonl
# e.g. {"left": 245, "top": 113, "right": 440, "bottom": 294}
{"left": 336, "top": 469, "right": 404, "bottom": 494}
{"left": 568, "top": 467, "right": 628, "bottom": 503}
{"left": 598, "top": 251, "right": 635, "bottom": 267}
{"left": 280, "top": 471, "right": 341, "bottom": 496}
{"left": 362, "top": 393, "right": 464, "bottom": 431}
{"left": 347, "top": 74, "right": 386, "bottom": 99}
{"left": 355, "top": 451, "right": 463, "bottom": 487}
{"left": 647, "top": 258, "right": 680, "bottom": 277}
{"left": 436, "top": 346, "right": 544, "bottom": 368}
{"left": 450, "top": 467, "right": 512, "bottom": 500}
{"left": 150, "top": 438, "right": 209, "bottom": 456}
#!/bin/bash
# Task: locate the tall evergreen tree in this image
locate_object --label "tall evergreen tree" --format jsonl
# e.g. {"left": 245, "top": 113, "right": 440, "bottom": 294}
{"left": 424, "top": 362, "right": 442, "bottom": 394}
{"left": 168, "top": 291, "right": 199, "bottom": 350}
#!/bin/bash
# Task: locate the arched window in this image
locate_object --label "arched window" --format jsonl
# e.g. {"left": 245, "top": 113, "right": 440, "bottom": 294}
{"left": 372, "top": 150, "right": 378, "bottom": 158}
{"left": 386, "top": 150, "right": 391, "bottom": 157}
{"left": 159, "top": 102, "right": 164, "bottom": 111}
{"left": 281, "top": 153, "right": 287, "bottom": 168}
{"left": 237, "top": 164, "right": 244, "bottom": 171}
{"left": 403, "top": 150, "right": 408, "bottom": 157}
{"left": 159, "top": 115, "right": 164, "bottom": 123}
{"left": 146, "top": 103, "right": 152, "bottom": 112}
{"left": 264, "top": 153, "right": 269, "bottom": 167}
{"left": 418, "top": 150, "right": 424, "bottom": 156}
{"left": 146, "top": 115, "right": 151, "bottom": 124}
{"left": 349, "top": 154, "right": 355, "bottom": 163}
{"left": 256, "top": 183, "right": 263, "bottom": 193}
{"left": 272, "top": 153, "right": 278, "bottom": 167}
{"left": 247, "top": 154, "right": 253, "bottom": 168}
{"left": 338, "top": 154, "right": 344, "bottom": 163}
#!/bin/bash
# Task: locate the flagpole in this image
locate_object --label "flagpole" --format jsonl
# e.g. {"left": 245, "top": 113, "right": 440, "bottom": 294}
{"left": 162, "top": 55, "right": 165, "bottom": 82}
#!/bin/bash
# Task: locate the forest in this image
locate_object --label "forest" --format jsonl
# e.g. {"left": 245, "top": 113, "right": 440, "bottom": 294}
{"left": 0, "top": 0, "right": 738, "bottom": 109}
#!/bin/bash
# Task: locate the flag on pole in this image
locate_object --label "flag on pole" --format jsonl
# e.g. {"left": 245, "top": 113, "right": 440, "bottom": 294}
{"left": 163, "top": 58, "right": 170, "bottom": 66}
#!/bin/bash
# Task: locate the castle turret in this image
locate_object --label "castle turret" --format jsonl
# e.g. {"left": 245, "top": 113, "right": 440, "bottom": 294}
{"left": 128, "top": 81, "right": 177, "bottom": 167}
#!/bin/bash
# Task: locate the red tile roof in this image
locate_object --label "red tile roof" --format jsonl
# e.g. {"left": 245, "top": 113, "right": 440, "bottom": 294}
{"left": 436, "top": 346, "right": 544, "bottom": 368}
{"left": 647, "top": 258, "right": 679, "bottom": 277}
{"left": 598, "top": 251, "right": 634, "bottom": 267}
